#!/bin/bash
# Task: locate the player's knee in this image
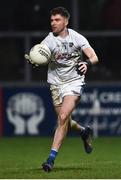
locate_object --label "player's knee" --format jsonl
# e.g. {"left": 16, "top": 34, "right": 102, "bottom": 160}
{"left": 58, "top": 112, "right": 67, "bottom": 126}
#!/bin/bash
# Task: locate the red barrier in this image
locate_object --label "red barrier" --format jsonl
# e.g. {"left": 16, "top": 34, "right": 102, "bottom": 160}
{"left": 0, "top": 88, "right": 3, "bottom": 137}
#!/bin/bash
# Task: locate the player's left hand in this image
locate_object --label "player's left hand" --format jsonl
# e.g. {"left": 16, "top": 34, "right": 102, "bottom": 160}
{"left": 76, "top": 62, "right": 88, "bottom": 75}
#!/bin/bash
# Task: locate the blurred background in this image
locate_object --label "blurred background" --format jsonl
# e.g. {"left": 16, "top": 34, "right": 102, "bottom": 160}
{"left": 0, "top": 0, "right": 121, "bottom": 82}
{"left": 0, "top": 0, "right": 121, "bottom": 137}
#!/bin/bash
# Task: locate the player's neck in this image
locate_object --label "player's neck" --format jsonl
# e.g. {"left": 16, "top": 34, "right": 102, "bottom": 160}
{"left": 59, "top": 28, "right": 69, "bottom": 38}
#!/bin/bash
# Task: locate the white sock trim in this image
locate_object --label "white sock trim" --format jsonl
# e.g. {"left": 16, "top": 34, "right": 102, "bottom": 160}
{"left": 51, "top": 148, "right": 58, "bottom": 152}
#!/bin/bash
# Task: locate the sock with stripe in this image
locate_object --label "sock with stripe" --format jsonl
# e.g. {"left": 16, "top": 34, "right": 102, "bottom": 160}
{"left": 48, "top": 149, "right": 58, "bottom": 162}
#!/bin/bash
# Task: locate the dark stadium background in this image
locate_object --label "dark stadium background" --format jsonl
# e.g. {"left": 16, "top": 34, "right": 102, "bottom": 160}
{"left": 0, "top": 0, "right": 121, "bottom": 82}
{"left": 0, "top": 0, "right": 121, "bottom": 137}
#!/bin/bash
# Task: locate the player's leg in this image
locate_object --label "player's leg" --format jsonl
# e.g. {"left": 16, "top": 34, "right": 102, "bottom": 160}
{"left": 69, "top": 117, "right": 93, "bottom": 153}
{"left": 69, "top": 118, "right": 85, "bottom": 132}
{"left": 42, "top": 105, "right": 61, "bottom": 172}
{"left": 42, "top": 95, "right": 80, "bottom": 172}
{"left": 51, "top": 95, "right": 80, "bottom": 150}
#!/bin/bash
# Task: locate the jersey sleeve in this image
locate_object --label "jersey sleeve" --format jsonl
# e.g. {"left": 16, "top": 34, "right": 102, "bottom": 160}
{"left": 41, "top": 33, "right": 54, "bottom": 51}
{"left": 76, "top": 33, "right": 91, "bottom": 50}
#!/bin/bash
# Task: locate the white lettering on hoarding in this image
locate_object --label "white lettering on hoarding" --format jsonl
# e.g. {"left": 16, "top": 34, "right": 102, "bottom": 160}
{"left": 81, "top": 90, "right": 121, "bottom": 104}
{"left": 73, "top": 88, "right": 121, "bottom": 137}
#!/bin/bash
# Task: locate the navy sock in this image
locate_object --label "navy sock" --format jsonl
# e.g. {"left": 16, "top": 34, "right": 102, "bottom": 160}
{"left": 80, "top": 128, "right": 85, "bottom": 136}
{"left": 48, "top": 149, "right": 58, "bottom": 161}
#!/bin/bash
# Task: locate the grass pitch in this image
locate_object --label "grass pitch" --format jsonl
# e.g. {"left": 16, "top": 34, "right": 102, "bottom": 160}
{"left": 0, "top": 136, "right": 121, "bottom": 179}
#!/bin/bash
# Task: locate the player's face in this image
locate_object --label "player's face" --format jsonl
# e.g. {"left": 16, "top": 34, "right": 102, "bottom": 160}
{"left": 50, "top": 14, "right": 68, "bottom": 35}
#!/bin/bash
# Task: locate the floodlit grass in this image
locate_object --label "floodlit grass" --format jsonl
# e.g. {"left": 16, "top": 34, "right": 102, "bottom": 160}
{"left": 0, "top": 136, "right": 121, "bottom": 179}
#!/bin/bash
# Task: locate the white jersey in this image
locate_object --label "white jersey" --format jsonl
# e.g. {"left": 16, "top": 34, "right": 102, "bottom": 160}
{"left": 41, "top": 28, "right": 91, "bottom": 85}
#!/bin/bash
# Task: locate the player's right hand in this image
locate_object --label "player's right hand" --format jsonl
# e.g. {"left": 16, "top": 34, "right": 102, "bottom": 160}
{"left": 24, "top": 54, "right": 33, "bottom": 63}
{"left": 24, "top": 54, "right": 39, "bottom": 67}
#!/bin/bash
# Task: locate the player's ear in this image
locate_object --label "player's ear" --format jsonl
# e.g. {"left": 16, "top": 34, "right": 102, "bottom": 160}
{"left": 65, "top": 18, "right": 69, "bottom": 26}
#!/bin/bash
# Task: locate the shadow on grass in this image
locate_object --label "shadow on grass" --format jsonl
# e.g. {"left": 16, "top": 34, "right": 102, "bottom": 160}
{"left": 0, "top": 166, "right": 92, "bottom": 179}
{"left": 34, "top": 165, "right": 91, "bottom": 172}
{"left": 2, "top": 165, "right": 91, "bottom": 174}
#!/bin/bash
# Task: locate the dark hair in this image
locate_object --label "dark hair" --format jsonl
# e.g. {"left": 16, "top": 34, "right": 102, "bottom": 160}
{"left": 50, "top": 7, "right": 70, "bottom": 20}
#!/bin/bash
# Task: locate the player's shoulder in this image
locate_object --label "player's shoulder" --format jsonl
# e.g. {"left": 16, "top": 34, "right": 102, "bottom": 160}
{"left": 68, "top": 28, "right": 86, "bottom": 39}
{"left": 42, "top": 32, "right": 54, "bottom": 43}
{"left": 45, "top": 32, "right": 54, "bottom": 39}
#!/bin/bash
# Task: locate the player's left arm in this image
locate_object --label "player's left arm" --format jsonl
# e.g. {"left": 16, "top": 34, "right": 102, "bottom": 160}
{"left": 83, "top": 47, "right": 99, "bottom": 65}
{"left": 77, "top": 47, "right": 99, "bottom": 75}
